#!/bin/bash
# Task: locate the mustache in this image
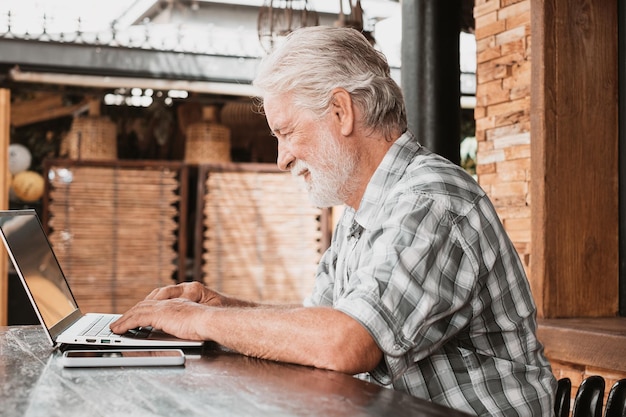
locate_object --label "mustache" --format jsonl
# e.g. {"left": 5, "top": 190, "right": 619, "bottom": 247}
{"left": 291, "top": 160, "right": 309, "bottom": 178}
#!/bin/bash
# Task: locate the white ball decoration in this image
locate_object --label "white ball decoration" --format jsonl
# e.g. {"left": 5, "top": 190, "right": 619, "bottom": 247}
{"left": 8, "top": 143, "right": 32, "bottom": 175}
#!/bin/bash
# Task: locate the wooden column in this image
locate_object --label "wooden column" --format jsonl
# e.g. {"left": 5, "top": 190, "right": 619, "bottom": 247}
{"left": 0, "top": 88, "right": 9, "bottom": 326}
{"left": 530, "top": 0, "right": 619, "bottom": 317}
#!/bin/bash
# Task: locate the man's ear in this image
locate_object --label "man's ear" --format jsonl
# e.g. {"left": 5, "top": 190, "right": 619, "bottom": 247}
{"left": 329, "top": 88, "right": 354, "bottom": 136}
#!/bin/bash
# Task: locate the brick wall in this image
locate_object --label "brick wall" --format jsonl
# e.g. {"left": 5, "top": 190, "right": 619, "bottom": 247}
{"left": 474, "top": 0, "right": 532, "bottom": 276}
{"left": 473, "top": 0, "right": 626, "bottom": 404}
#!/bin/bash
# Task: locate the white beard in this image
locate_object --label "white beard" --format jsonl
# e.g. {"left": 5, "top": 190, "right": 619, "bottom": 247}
{"left": 291, "top": 134, "right": 358, "bottom": 208}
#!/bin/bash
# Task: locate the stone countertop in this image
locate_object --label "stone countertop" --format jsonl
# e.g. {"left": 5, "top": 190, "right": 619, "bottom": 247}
{"left": 0, "top": 326, "right": 471, "bottom": 417}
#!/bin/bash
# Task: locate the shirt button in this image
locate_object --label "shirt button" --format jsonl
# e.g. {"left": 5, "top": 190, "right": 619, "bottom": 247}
{"left": 393, "top": 343, "right": 402, "bottom": 352}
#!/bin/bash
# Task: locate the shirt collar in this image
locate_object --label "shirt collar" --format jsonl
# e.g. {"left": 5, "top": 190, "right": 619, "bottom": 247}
{"left": 343, "top": 130, "right": 421, "bottom": 231}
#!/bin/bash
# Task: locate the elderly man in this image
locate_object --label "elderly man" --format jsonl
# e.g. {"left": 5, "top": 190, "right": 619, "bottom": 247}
{"left": 112, "top": 26, "right": 556, "bottom": 416}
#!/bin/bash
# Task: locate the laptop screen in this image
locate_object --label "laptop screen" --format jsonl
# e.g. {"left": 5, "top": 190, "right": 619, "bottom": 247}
{"left": 0, "top": 210, "right": 78, "bottom": 330}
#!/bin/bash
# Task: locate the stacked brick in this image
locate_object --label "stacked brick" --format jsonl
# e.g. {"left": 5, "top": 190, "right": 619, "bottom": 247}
{"left": 473, "top": 0, "right": 531, "bottom": 274}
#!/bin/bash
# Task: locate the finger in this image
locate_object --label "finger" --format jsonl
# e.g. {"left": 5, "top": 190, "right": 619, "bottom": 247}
{"left": 145, "top": 284, "right": 182, "bottom": 301}
{"left": 186, "top": 282, "right": 213, "bottom": 303}
{"left": 109, "top": 301, "right": 156, "bottom": 333}
{"left": 154, "top": 282, "right": 206, "bottom": 303}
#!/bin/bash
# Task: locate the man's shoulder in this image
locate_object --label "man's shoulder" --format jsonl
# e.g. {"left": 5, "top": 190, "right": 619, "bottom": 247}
{"left": 397, "top": 149, "right": 486, "bottom": 205}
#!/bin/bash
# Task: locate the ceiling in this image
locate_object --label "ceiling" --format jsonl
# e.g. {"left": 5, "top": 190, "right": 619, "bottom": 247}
{"left": 0, "top": 1, "right": 401, "bottom": 35}
{"left": 0, "top": 0, "right": 474, "bottom": 103}
{"left": 0, "top": 1, "right": 403, "bottom": 97}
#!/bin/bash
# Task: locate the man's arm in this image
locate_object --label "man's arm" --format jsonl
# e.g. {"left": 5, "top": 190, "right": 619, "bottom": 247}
{"left": 110, "top": 284, "right": 383, "bottom": 374}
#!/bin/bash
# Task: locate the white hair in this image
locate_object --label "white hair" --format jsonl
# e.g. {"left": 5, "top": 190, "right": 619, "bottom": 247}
{"left": 253, "top": 26, "right": 407, "bottom": 140}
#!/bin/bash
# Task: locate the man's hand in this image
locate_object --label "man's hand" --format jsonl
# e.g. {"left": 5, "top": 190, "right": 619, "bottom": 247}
{"left": 109, "top": 282, "right": 255, "bottom": 339}
{"left": 109, "top": 297, "right": 210, "bottom": 341}
{"left": 108, "top": 283, "right": 383, "bottom": 375}
{"left": 144, "top": 281, "right": 224, "bottom": 306}
{"left": 143, "top": 281, "right": 258, "bottom": 308}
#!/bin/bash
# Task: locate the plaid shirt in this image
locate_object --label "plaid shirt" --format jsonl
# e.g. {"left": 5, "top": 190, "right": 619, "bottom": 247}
{"left": 305, "top": 131, "right": 556, "bottom": 416}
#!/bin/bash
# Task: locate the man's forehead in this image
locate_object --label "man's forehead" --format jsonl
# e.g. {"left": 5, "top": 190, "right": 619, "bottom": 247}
{"left": 262, "top": 93, "right": 286, "bottom": 110}
{"left": 263, "top": 94, "right": 292, "bottom": 130}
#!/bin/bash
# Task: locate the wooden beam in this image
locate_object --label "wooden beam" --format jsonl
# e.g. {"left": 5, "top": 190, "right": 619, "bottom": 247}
{"left": 0, "top": 88, "right": 9, "bottom": 326}
{"left": 10, "top": 93, "right": 89, "bottom": 127}
{"left": 538, "top": 318, "right": 626, "bottom": 373}
{"left": 530, "top": 0, "right": 619, "bottom": 317}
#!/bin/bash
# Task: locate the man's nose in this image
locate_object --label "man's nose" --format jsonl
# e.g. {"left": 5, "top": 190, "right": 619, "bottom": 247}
{"left": 276, "top": 143, "right": 295, "bottom": 171}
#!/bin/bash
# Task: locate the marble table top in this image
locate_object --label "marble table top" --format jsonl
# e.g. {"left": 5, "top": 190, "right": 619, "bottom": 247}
{"left": 0, "top": 326, "right": 471, "bottom": 417}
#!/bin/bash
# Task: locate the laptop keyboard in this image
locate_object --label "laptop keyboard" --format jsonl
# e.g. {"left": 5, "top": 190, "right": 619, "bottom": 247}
{"left": 80, "top": 315, "right": 117, "bottom": 337}
{"left": 79, "top": 315, "right": 152, "bottom": 339}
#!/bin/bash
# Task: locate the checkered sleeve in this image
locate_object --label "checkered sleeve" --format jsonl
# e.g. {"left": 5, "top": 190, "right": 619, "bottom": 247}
{"left": 334, "top": 192, "right": 479, "bottom": 382}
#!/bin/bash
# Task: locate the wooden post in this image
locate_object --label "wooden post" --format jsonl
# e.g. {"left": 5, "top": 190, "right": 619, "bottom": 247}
{"left": 530, "top": 0, "right": 619, "bottom": 317}
{"left": 0, "top": 88, "right": 10, "bottom": 326}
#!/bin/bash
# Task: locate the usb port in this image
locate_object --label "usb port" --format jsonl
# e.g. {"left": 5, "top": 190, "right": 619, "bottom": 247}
{"left": 101, "top": 339, "right": 110, "bottom": 344}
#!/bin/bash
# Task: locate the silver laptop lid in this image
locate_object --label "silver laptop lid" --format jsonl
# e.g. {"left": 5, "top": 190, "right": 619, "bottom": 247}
{"left": 0, "top": 209, "right": 83, "bottom": 344}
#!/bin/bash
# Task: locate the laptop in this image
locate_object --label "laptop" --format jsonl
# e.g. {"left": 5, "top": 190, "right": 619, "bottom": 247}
{"left": 0, "top": 209, "right": 203, "bottom": 348}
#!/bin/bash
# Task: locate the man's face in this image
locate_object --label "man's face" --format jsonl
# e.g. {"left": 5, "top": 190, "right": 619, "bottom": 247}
{"left": 263, "top": 94, "right": 358, "bottom": 208}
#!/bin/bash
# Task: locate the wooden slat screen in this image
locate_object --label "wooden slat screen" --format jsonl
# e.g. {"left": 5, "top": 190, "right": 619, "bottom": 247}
{"left": 195, "top": 163, "right": 330, "bottom": 304}
{"left": 43, "top": 160, "right": 188, "bottom": 314}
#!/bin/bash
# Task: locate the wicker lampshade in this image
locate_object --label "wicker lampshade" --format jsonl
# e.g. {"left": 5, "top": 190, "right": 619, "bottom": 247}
{"left": 61, "top": 116, "right": 118, "bottom": 160}
{"left": 185, "top": 106, "right": 231, "bottom": 164}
